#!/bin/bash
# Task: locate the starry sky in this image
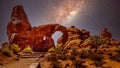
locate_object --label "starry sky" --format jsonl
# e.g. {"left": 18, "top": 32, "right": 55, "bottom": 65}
{"left": 0, "top": 0, "right": 120, "bottom": 45}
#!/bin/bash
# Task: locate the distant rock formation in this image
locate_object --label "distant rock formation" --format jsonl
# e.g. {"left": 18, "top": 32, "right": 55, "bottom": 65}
{"left": 7, "top": 5, "right": 68, "bottom": 51}
{"left": 101, "top": 28, "right": 112, "bottom": 38}
{"left": 57, "top": 26, "right": 120, "bottom": 50}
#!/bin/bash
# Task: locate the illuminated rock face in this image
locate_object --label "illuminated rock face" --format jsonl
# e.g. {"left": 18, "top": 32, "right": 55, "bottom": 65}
{"left": 12, "top": 24, "right": 68, "bottom": 51}
{"left": 7, "top": 5, "right": 68, "bottom": 51}
{"left": 7, "top": 5, "right": 31, "bottom": 40}
{"left": 57, "top": 26, "right": 90, "bottom": 49}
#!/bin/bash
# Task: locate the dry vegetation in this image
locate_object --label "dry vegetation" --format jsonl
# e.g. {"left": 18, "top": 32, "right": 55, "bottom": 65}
{"left": 40, "top": 30, "right": 120, "bottom": 68}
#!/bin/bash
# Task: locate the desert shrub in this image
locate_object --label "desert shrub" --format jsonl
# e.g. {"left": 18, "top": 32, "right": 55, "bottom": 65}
{"left": 89, "top": 53, "right": 104, "bottom": 61}
{"left": 79, "top": 50, "right": 89, "bottom": 59}
{"left": 60, "top": 50, "right": 67, "bottom": 55}
{"left": 52, "top": 61, "right": 61, "bottom": 68}
{"left": 109, "top": 54, "right": 120, "bottom": 62}
{"left": 101, "top": 44, "right": 109, "bottom": 48}
{"left": 82, "top": 36, "right": 106, "bottom": 53}
{"left": 56, "top": 51, "right": 67, "bottom": 60}
{"left": 55, "top": 47, "right": 62, "bottom": 54}
{"left": 48, "top": 47, "right": 55, "bottom": 52}
{"left": 87, "top": 36, "right": 108, "bottom": 48}
{"left": 94, "top": 61, "right": 105, "bottom": 67}
{"left": 71, "top": 49, "right": 78, "bottom": 56}
{"left": 88, "top": 52, "right": 105, "bottom": 67}
{"left": 48, "top": 51, "right": 67, "bottom": 61}
{"left": 10, "top": 43, "right": 20, "bottom": 54}
{"left": 68, "top": 55, "right": 75, "bottom": 60}
{"left": 1, "top": 48, "right": 13, "bottom": 57}
{"left": 22, "top": 46, "right": 33, "bottom": 53}
{"left": 72, "top": 60, "right": 86, "bottom": 68}
{"left": 59, "top": 53, "right": 67, "bottom": 60}
{"left": 48, "top": 53, "right": 57, "bottom": 61}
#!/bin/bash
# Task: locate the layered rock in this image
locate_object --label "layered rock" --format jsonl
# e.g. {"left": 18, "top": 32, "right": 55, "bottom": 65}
{"left": 57, "top": 26, "right": 90, "bottom": 50}
{"left": 67, "top": 26, "right": 90, "bottom": 41}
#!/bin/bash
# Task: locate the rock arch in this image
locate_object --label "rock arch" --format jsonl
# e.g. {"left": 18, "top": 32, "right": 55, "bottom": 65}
{"left": 7, "top": 5, "right": 68, "bottom": 51}
{"left": 10, "top": 24, "right": 68, "bottom": 51}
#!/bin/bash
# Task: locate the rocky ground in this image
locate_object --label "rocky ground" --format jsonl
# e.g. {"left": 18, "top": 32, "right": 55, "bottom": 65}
{"left": 37, "top": 26, "right": 120, "bottom": 68}
{"left": 0, "top": 57, "right": 38, "bottom": 68}
{"left": 0, "top": 48, "right": 120, "bottom": 68}
{"left": 38, "top": 46, "right": 120, "bottom": 68}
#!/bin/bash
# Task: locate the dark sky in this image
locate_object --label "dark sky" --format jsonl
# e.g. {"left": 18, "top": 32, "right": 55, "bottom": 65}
{"left": 0, "top": 0, "right": 120, "bottom": 45}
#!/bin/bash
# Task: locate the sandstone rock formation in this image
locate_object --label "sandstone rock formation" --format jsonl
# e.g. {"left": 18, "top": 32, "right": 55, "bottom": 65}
{"left": 6, "top": 5, "right": 119, "bottom": 52}
{"left": 101, "top": 28, "right": 112, "bottom": 38}
{"left": 7, "top": 5, "right": 68, "bottom": 51}
{"left": 7, "top": 5, "right": 31, "bottom": 44}
{"left": 12, "top": 24, "right": 68, "bottom": 51}
{"left": 57, "top": 26, "right": 90, "bottom": 50}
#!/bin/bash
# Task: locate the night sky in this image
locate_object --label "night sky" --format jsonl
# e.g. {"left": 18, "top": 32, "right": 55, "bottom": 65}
{"left": 0, "top": 0, "right": 120, "bottom": 45}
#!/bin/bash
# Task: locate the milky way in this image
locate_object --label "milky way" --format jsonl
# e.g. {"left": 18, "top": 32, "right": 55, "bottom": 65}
{"left": 50, "top": 0, "right": 85, "bottom": 25}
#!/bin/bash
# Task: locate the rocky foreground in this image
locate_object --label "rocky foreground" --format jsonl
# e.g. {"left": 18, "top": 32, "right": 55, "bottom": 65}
{"left": 36, "top": 26, "right": 120, "bottom": 68}
{"left": 0, "top": 5, "right": 120, "bottom": 68}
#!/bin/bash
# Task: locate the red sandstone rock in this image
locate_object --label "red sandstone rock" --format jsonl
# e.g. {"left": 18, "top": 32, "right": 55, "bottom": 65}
{"left": 7, "top": 5, "right": 31, "bottom": 39}
{"left": 7, "top": 5, "right": 68, "bottom": 51}
{"left": 12, "top": 24, "right": 68, "bottom": 51}
{"left": 57, "top": 26, "right": 90, "bottom": 48}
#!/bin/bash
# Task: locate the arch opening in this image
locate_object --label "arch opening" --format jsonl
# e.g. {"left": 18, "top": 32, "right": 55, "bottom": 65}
{"left": 52, "top": 31, "right": 63, "bottom": 46}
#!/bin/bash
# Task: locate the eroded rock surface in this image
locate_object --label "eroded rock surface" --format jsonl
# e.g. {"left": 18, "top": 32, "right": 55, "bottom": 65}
{"left": 57, "top": 26, "right": 90, "bottom": 49}
{"left": 7, "top": 5, "right": 68, "bottom": 51}
{"left": 7, "top": 5, "right": 31, "bottom": 39}
{"left": 12, "top": 24, "right": 68, "bottom": 51}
